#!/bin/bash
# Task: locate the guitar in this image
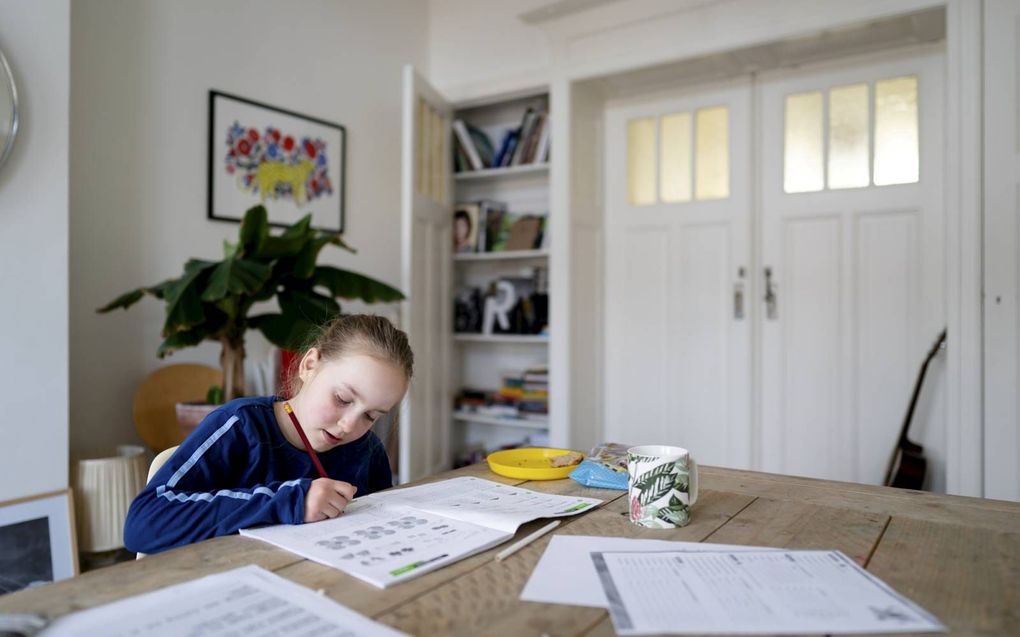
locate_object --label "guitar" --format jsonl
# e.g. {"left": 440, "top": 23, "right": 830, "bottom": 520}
{"left": 883, "top": 328, "right": 947, "bottom": 490}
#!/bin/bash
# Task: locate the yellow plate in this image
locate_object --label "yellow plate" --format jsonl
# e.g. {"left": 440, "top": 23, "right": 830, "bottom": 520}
{"left": 486, "top": 447, "right": 584, "bottom": 480}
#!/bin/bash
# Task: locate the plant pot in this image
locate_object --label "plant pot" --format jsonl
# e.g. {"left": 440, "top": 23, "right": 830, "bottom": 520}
{"left": 175, "top": 402, "right": 219, "bottom": 439}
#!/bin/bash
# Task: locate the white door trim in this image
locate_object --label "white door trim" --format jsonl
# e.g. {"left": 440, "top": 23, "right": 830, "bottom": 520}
{"left": 944, "top": 0, "right": 984, "bottom": 497}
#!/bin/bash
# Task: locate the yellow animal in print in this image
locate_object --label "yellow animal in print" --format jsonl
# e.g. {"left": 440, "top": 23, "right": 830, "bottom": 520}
{"left": 254, "top": 160, "right": 315, "bottom": 203}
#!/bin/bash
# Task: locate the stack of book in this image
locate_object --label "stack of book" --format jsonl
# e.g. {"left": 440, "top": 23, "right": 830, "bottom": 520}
{"left": 518, "top": 366, "right": 549, "bottom": 420}
{"left": 455, "top": 386, "right": 517, "bottom": 419}
{"left": 453, "top": 366, "right": 549, "bottom": 422}
{"left": 452, "top": 108, "right": 550, "bottom": 172}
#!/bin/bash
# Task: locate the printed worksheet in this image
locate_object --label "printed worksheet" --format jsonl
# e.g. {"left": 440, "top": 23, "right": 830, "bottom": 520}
{"left": 374, "top": 476, "right": 600, "bottom": 533}
{"left": 42, "top": 565, "right": 406, "bottom": 637}
{"left": 241, "top": 477, "right": 602, "bottom": 588}
{"left": 592, "top": 549, "right": 946, "bottom": 635}
{"left": 521, "top": 535, "right": 781, "bottom": 607}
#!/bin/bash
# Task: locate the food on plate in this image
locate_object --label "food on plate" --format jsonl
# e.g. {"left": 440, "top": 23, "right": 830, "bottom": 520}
{"left": 549, "top": 451, "right": 583, "bottom": 467}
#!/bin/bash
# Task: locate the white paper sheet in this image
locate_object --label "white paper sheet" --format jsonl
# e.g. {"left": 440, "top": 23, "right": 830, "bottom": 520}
{"left": 373, "top": 476, "right": 602, "bottom": 533}
{"left": 520, "top": 535, "right": 776, "bottom": 608}
{"left": 242, "top": 477, "right": 602, "bottom": 588}
{"left": 592, "top": 549, "right": 946, "bottom": 635}
{"left": 242, "top": 500, "right": 509, "bottom": 588}
{"left": 42, "top": 565, "right": 406, "bottom": 637}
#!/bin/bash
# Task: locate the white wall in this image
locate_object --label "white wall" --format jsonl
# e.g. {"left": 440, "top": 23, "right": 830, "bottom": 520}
{"left": 70, "top": 1, "right": 428, "bottom": 460}
{"left": 0, "top": 0, "right": 70, "bottom": 501}
{"left": 428, "top": 0, "right": 553, "bottom": 101}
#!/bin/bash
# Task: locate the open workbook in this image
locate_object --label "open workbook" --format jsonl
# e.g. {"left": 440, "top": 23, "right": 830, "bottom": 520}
{"left": 241, "top": 476, "right": 603, "bottom": 588}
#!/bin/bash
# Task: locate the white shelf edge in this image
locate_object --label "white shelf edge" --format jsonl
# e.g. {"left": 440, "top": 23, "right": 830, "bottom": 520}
{"left": 453, "top": 412, "right": 549, "bottom": 430}
{"left": 453, "top": 333, "right": 549, "bottom": 344}
{"left": 454, "top": 163, "right": 549, "bottom": 181}
{"left": 454, "top": 249, "right": 549, "bottom": 262}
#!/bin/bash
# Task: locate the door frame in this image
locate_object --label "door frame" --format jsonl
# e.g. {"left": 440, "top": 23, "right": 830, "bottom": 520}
{"left": 544, "top": 1, "right": 984, "bottom": 495}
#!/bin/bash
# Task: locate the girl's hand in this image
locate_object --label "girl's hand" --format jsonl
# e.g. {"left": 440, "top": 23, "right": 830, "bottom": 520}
{"left": 304, "top": 478, "right": 357, "bottom": 522}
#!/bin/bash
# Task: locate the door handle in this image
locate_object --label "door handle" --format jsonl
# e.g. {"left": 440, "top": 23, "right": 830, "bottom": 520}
{"left": 764, "top": 267, "right": 778, "bottom": 320}
{"left": 734, "top": 267, "right": 746, "bottom": 320}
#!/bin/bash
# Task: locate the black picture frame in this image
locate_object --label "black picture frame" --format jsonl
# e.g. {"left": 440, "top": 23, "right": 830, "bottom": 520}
{"left": 207, "top": 90, "right": 346, "bottom": 233}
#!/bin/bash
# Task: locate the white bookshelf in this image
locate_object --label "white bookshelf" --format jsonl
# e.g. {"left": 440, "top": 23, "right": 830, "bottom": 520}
{"left": 453, "top": 411, "right": 549, "bottom": 430}
{"left": 451, "top": 91, "right": 551, "bottom": 467}
{"left": 453, "top": 333, "right": 548, "bottom": 344}
{"left": 454, "top": 163, "right": 549, "bottom": 182}
{"left": 454, "top": 249, "right": 548, "bottom": 262}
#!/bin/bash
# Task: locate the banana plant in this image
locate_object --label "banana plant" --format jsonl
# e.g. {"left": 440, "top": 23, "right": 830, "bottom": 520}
{"left": 98, "top": 205, "right": 404, "bottom": 401}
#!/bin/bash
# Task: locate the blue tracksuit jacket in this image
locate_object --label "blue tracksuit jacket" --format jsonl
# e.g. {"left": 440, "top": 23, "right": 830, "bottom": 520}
{"left": 123, "top": 395, "right": 393, "bottom": 554}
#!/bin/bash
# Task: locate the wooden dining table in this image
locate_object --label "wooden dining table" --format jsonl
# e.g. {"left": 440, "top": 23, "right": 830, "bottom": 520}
{"left": 1, "top": 463, "right": 1017, "bottom": 636}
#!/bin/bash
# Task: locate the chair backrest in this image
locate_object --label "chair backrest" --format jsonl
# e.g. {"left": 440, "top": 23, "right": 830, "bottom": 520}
{"left": 136, "top": 444, "right": 179, "bottom": 559}
{"left": 147, "top": 445, "right": 179, "bottom": 483}
{"left": 133, "top": 364, "right": 221, "bottom": 452}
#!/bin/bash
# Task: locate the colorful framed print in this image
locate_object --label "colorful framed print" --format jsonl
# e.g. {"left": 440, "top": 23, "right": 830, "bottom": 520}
{"left": 208, "top": 90, "right": 345, "bottom": 232}
{"left": 0, "top": 489, "right": 78, "bottom": 594}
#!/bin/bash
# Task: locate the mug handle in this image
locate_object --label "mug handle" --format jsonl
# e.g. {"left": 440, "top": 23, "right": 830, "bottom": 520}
{"left": 688, "top": 455, "right": 699, "bottom": 506}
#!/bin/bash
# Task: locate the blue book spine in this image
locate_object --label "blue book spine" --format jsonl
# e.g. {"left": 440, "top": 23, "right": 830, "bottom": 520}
{"left": 500, "top": 131, "right": 519, "bottom": 167}
{"left": 493, "top": 131, "right": 515, "bottom": 168}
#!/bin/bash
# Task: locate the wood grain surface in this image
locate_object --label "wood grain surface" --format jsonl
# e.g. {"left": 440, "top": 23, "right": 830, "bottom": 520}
{"left": 1, "top": 464, "right": 1016, "bottom": 637}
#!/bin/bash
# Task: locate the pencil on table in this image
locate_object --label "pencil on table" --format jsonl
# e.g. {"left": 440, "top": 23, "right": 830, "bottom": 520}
{"left": 495, "top": 520, "right": 560, "bottom": 562}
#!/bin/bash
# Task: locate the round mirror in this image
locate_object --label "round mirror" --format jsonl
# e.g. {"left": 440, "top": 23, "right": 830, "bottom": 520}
{"left": 0, "top": 46, "right": 19, "bottom": 171}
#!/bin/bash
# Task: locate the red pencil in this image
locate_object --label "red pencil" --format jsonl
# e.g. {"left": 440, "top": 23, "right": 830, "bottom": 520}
{"left": 283, "top": 402, "right": 328, "bottom": 479}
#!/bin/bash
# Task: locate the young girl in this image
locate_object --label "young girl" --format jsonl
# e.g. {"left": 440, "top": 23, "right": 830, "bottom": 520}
{"left": 123, "top": 314, "right": 414, "bottom": 555}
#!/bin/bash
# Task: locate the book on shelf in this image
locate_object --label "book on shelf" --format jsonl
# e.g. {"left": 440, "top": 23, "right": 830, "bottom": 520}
{"left": 468, "top": 124, "right": 495, "bottom": 167}
{"left": 452, "top": 120, "right": 482, "bottom": 171}
{"left": 522, "top": 113, "right": 545, "bottom": 164}
{"left": 452, "top": 119, "right": 498, "bottom": 171}
{"left": 454, "top": 144, "right": 471, "bottom": 173}
{"left": 510, "top": 110, "right": 548, "bottom": 165}
{"left": 477, "top": 200, "right": 508, "bottom": 252}
{"left": 508, "top": 107, "right": 535, "bottom": 166}
{"left": 499, "top": 129, "right": 519, "bottom": 167}
{"left": 492, "top": 128, "right": 518, "bottom": 168}
{"left": 241, "top": 477, "right": 602, "bottom": 589}
{"left": 535, "top": 113, "right": 551, "bottom": 163}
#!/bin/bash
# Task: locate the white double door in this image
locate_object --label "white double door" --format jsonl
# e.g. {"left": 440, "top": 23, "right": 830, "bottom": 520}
{"left": 604, "top": 49, "right": 945, "bottom": 484}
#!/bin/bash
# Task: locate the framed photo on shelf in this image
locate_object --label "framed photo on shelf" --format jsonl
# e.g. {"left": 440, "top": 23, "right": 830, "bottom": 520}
{"left": 453, "top": 203, "right": 480, "bottom": 253}
{"left": 208, "top": 90, "right": 346, "bottom": 232}
{"left": 0, "top": 489, "right": 78, "bottom": 594}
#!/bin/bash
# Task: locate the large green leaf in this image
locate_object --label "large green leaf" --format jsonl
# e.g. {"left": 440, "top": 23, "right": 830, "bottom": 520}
{"left": 156, "top": 327, "right": 210, "bottom": 358}
{"left": 147, "top": 279, "right": 174, "bottom": 300}
{"left": 97, "top": 277, "right": 176, "bottom": 313}
{"left": 250, "top": 313, "right": 317, "bottom": 351}
{"left": 238, "top": 205, "right": 269, "bottom": 255}
{"left": 292, "top": 234, "right": 354, "bottom": 279}
{"left": 256, "top": 215, "right": 314, "bottom": 259}
{"left": 278, "top": 288, "right": 340, "bottom": 326}
{"left": 96, "top": 288, "right": 145, "bottom": 313}
{"left": 201, "top": 258, "right": 272, "bottom": 302}
{"left": 183, "top": 258, "right": 218, "bottom": 275}
{"left": 314, "top": 266, "right": 405, "bottom": 303}
{"left": 162, "top": 261, "right": 217, "bottom": 332}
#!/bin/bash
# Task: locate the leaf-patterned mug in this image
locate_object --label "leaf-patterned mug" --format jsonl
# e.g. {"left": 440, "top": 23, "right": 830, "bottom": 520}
{"left": 627, "top": 445, "right": 699, "bottom": 528}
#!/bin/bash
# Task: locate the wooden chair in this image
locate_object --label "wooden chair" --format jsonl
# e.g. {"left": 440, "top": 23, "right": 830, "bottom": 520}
{"left": 147, "top": 445, "right": 179, "bottom": 483}
{"left": 132, "top": 364, "right": 221, "bottom": 453}
{"left": 135, "top": 444, "right": 179, "bottom": 559}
